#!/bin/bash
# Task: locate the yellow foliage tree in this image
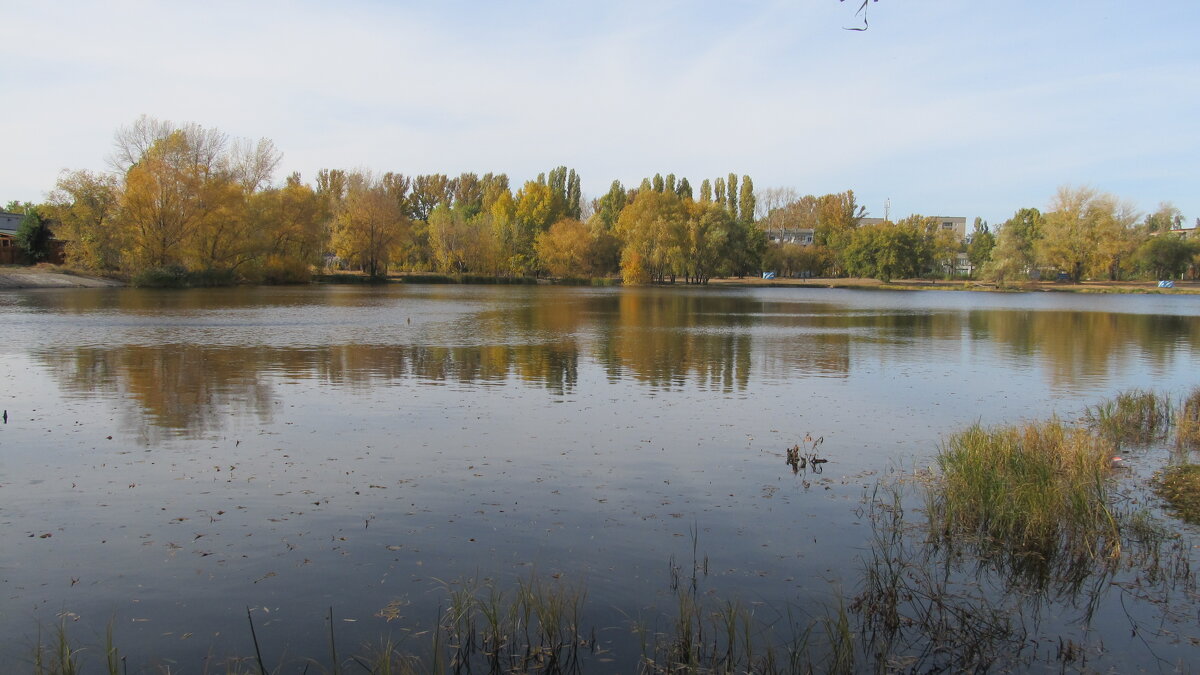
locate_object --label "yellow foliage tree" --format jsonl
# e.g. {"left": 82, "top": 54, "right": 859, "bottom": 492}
{"left": 535, "top": 218, "right": 594, "bottom": 278}
{"left": 331, "top": 174, "right": 409, "bottom": 278}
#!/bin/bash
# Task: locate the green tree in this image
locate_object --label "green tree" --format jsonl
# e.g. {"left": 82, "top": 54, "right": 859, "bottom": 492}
{"left": 652, "top": 173, "right": 665, "bottom": 193}
{"left": 566, "top": 169, "right": 582, "bottom": 220}
{"left": 726, "top": 173, "right": 738, "bottom": 216}
{"left": 1136, "top": 234, "right": 1197, "bottom": 279}
{"left": 410, "top": 174, "right": 451, "bottom": 221}
{"left": 738, "top": 175, "right": 755, "bottom": 224}
{"left": 15, "top": 205, "right": 53, "bottom": 263}
{"left": 843, "top": 221, "right": 924, "bottom": 282}
{"left": 699, "top": 179, "right": 712, "bottom": 204}
{"left": 676, "top": 203, "right": 733, "bottom": 284}
{"left": 984, "top": 208, "right": 1043, "bottom": 283}
{"left": 966, "top": 218, "right": 995, "bottom": 274}
{"left": 595, "top": 181, "right": 627, "bottom": 231}
{"left": 1144, "top": 202, "right": 1184, "bottom": 232}
{"left": 676, "top": 177, "right": 693, "bottom": 200}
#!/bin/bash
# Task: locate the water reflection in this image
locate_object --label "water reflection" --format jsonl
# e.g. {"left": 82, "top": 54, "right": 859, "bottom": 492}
{"left": 19, "top": 287, "right": 1200, "bottom": 438}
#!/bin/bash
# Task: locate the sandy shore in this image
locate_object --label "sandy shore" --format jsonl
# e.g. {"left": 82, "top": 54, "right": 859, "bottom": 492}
{"left": 0, "top": 266, "right": 124, "bottom": 289}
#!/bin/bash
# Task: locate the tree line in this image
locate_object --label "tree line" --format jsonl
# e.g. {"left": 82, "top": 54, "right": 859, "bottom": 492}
{"left": 7, "top": 117, "right": 1194, "bottom": 285}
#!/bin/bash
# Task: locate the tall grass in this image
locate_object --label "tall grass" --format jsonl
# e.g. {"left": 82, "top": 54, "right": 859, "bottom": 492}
{"left": 1156, "top": 464, "right": 1200, "bottom": 524}
{"left": 1175, "top": 387, "right": 1200, "bottom": 449}
{"left": 1086, "top": 389, "right": 1172, "bottom": 445}
{"left": 930, "top": 420, "right": 1120, "bottom": 565}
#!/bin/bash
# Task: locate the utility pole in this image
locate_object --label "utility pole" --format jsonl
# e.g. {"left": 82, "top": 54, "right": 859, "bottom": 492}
{"left": 884, "top": 198, "right": 891, "bottom": 222}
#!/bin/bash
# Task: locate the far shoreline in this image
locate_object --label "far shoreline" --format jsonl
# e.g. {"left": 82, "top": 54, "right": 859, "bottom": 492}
{"left": 2, "top": 265, "right": 1197, "bottom": 295}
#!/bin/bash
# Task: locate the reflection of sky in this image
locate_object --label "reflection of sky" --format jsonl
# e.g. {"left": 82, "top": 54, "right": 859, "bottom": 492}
{"left": 3, "top": 285, "right": 1200, "bottom": 668}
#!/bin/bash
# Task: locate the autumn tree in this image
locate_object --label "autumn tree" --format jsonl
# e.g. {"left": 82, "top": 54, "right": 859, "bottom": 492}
{"left": 254, "top": 174, "right": 327, "bottom": 281}
{"left": 676, "top": 203, "right": 733, "bottom": 284}
{"left": 47, "top": 169, "right": 122, "bottom": 271}
{"left": 121, "top": 130, "right": 233, "bottom": 270}
{"left": 616, "top": 189, "right": 686, "bottom": 284}
{"left": 331, "top": 173, "right": 409, "bottom": 278}
{"left": 699, "top": 179, "right": 712, "bottom": 204}
{"left": 511, "top": 180, "right": 564, "bottom": 274}
{"left": 1037, "top": 186, "right": 1138, "bottom": 282}
{"left": 535, "top": 218, "right": 595, "bottom": 277}
{"left": 428, "top": 204, "right": 475, "bottom": 273}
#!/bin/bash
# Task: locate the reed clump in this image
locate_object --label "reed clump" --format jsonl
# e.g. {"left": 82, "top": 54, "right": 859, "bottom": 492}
{"left": 1155, "top": 464, "right": 1200, "bottom": 524}
{"left": 1086, "top": 389, "right": 1172, "bottom": 445}
{"left": 929, "top": 420, "right": 1121, "bottom": 567}
{"left": 1175, "top": 387, "right": 1200, "bottom": 449}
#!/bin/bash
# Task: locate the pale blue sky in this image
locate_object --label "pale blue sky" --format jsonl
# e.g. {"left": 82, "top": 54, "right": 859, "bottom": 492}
{"left": 3, "top": 1, "right": 1197, "bottom": 226}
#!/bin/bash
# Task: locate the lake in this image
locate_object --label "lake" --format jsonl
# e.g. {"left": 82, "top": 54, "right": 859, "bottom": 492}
{"left": 1, "top": 284, "right": 1198, "bottom": 671}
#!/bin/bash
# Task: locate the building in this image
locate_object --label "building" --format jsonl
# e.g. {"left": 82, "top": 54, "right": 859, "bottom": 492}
{"left": 765, "top": 216, "right": 969, "bottom": 247}
{"left": 0, "top": 211, "right": 22, "bottom": 264}
{"left": 765, "top": 227, "right": 814, "bottom": 245}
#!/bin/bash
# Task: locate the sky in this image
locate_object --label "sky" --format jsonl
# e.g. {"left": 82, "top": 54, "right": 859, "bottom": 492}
{"left": 3, "top": 0, "right": 1198, "bottom": 226}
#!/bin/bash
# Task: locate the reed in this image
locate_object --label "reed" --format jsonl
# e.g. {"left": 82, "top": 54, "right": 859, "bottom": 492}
{"left": 930, "top": 420, "right": 1120, "bottom": 562}
{"left": 1155, "top": 464, "right": 1200, "bottom": 524}
{"left": 1086, "top": 389, "right": 1172, "bottom": 445}
{"left": 1175, "top": 387, "right": 1200, "bottom": 449}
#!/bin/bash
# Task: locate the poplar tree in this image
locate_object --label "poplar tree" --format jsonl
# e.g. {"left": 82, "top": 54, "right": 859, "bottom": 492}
{"left": 726, "top": 173, "right": 739, "bottom": 216}
{"left": 714, "top": 177, "right": 726, "bottom": 207}
{"left": 699, "top": 179, "right": 712, "bottom": 204}
{"left": 566, "top": 169, "right": 582, "bottom": 220}
{"left": 738, "top": 175, "right": 755, "bottom": 224}
{"left": 676, "top": 177, "right": 693, "bottom": 200}
{"left": 652, "top": 173, "right": 665, "bottom": 193}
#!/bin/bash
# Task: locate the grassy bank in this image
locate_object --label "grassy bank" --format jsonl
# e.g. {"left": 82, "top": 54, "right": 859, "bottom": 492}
{"left": 707, "top": 276, "right": 1200, "bottom": 294}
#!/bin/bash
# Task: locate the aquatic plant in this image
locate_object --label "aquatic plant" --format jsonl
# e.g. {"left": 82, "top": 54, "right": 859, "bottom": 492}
{"left": 1156, "top": 464, "right": 1200, "bottom": 524}
{"left": 1175, "top": 387, "right": 1200, "bottom": 449}
{"left": 1086, "top": 389, "right": 1172, "bottom": 445}
{"left": 929, "top": 419, "right": 1121, "bottom": 574}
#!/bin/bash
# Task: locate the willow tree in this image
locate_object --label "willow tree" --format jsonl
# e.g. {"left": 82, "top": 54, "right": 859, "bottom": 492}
{"left": 1037, "top": 186, "right": 1139, "bottom": 282}
{"left": 616, "top": 189, "right": 686, "bottom": 284}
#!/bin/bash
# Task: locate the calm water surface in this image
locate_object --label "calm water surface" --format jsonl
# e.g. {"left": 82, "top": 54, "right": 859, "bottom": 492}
{"left": 1, "top": 285, "right": 1198, "bottom": 670}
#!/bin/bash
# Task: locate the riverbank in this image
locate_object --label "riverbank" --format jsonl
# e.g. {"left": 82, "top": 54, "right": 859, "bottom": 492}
{"left": 0, "top": 265, "right": 124, "bottom": 289}
{"left": 4, "top": 265, "right": 1196, "bottom": 295}
{"left": 707, "top": 276, "right": 1200, "bottom": 294}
